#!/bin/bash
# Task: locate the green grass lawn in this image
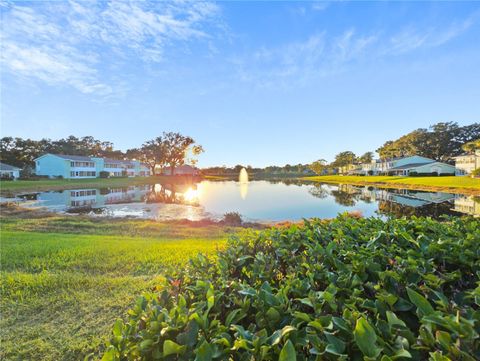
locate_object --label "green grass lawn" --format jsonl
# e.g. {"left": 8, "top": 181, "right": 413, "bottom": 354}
{"left": 302, "top": 175, "right": 480, "bottom": 194}
{"left": 0, "top": 211, "right": 233, "bottom": 361}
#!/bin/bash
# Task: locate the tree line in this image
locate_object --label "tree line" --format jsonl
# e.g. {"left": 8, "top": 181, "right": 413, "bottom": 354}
{"left": 376, "top": 122, "right": 479, "bottom": 161}
{"left": 201, "top": 164, "right": 315, "bottom": 177}
{"left": 0, "top": 132, "right": 203, "bottom": 175}
{"left": 309, "top": 122, "right": 480, "bottom": 175}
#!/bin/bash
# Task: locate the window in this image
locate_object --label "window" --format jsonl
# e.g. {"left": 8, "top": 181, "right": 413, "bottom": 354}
{"left": 70, "top": 190, "right": 96, "bottom": 197}
{"left": 71, "top": 161, "right": 95, "bottom": 168}
{"left": 105, "top": 163, "right": 121, "bottom": 168}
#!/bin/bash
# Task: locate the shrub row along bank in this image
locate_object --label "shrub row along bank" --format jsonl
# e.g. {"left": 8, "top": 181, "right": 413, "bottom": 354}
{"left": 101, "top": 216, "right": 480, "bottom": 360}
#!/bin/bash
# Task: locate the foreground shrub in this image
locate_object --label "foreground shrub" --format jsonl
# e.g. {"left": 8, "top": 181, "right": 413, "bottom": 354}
{"left": 102, "top": 216, "right": 480, "bottom": 360}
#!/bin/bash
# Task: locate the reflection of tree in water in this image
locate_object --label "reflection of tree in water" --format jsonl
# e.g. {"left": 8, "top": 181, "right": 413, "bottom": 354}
{"left": 265, "top": 178, "right": 306, "bottom": 186}
{"left": 328, "top": 184, "right": 360, "bottom": 206}
{"left": 308, "top": 184, "right": 329, "bottom": 199}
{"left": 145, "top": 183, "right": 199, "bottom": 206}
{"left": 330, "top": 189, "right": 358, "bottom": 206}
{"left": 377, "top": 201, "right": 460, "bottom": 219}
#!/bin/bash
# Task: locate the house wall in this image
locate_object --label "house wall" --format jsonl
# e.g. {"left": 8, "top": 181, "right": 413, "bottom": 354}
{"left": 1, "top": 170, "right": 20, "bottom": 179}
{"left": 36, "top": 155, "right": 70, "bottom": 178}
{"left": 36, "top": 155, "right": 152, "bottom": 178}
{"left": 455, "top": 155, "right": 476, "bottom": 174}
{"left": 412, "top": 162, "right": 456, "bottom": 174}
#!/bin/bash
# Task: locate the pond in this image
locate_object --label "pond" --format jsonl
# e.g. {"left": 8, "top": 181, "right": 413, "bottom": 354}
{"left": 6, "top": 180, "right": 479, "bottom": 222}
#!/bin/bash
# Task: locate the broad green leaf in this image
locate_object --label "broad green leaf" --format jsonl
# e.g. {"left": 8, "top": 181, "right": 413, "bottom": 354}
{"left": 270, "top": 326, "right": 296, "bottom": 346}
{"left": 163, "top": 340, "right": 186, "bottom": 356}
{"left": 177, "top": 320, "right": 199, "bottom": 347}
{"left": 266, "top": 307, "right": 281, "bottom": 323}
{"left": 407, "top": 288, "right": 434, "bottom": 316}
{"left": 101, "top": 347, "right": 118, "bottom": 361}
{"left": 112, "top": 319, "right": 123, "bottom": 337}
{"left": 279, "top": 340, "right": 296, "bottom": 361}
{"left": 354, "top": 317, "right": 382, "bottom": 358}
{"left": 139, "top": 339, "right": 153, "bottom": 351}
{"left": 195, "top": 341, "right": 213, "bottom": 361}
{"left": 325, "top": 332, "right": 346, "bottom": 355}
{"left": 386, "top": 311, "right": 406, "bottom": 327}
{"left": 225, "top": 309, "right": 241, "bottom": 326}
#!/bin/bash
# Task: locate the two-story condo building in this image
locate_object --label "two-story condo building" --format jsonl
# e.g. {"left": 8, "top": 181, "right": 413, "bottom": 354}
{"left": 454, "top": 149, "right": 480, "bottom": 175}
{"left": 35, "top": 154, "right": 151, "bottom": 179}
{"left": 348, "top": 155, "right": 456, "bottom": 176}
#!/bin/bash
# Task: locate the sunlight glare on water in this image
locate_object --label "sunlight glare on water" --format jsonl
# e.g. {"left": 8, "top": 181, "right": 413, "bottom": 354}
{"left": 239, "top": 168, "right": 249, "bottom": 199}
{"left": 183, "top": 187, "right": 200, "bottom": 203}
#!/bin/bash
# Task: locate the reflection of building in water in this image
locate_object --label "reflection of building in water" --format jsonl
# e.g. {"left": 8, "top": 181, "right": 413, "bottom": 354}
{"left": 36, "top": 186, "right": 151, "bottom": 210}
{"left": 452, "top": 195, "right": 480, "bottom": 217}
{"left": 69, "top": 189, "right": 97, "bottom": 207}
{"left": 359, "top": 188, "right": 455, "bottom": 208}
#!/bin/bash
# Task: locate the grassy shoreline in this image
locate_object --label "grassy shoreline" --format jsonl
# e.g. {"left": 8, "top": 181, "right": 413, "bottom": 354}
{"left": 0, "top": 207, "right": 238, "bottom": 361}
{"left": 301, "top": 175, "right": 480, "bottom": 195}
{"left": 0, "top": 175, "right": 223, "bottom": 196}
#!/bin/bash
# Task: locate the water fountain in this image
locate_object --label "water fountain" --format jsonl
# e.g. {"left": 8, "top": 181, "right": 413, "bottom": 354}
{"left": 239, "top": 168, "right": 249, "bottom": 199}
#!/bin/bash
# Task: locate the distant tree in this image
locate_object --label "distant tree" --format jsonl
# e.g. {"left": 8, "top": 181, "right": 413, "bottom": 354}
{"left": 332, "top": 151, "right": 356, "bottom": 167}
{"left": 376, "top": 122, "right": 480, "bottom": 162}
{"left": 359, "top": 152, "right": 374, "bottom": 164}
{"left": 233, "top": 165, "right": 244, "bottom": 174}
{"left": 131, "top": 137, "right": 168, "bottom": 175}
{"left": 461, "top": 139, "right": 480, "bottom": 153}
{"left": 187, "top": 145, "right": 204, "bottom": 167}
{"left": 309, "top": 159, "right": 327, "bottom": 175}
{"left": 163, "top": 132, "right": 201, "bottom": 175}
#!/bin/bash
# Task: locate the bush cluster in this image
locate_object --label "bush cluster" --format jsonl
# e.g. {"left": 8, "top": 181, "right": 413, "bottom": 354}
{"left": 408, "top": 172, "right": 452, "bottom": 177}
{"left": 102, "top": 216, "right": 480, "bottom": 360}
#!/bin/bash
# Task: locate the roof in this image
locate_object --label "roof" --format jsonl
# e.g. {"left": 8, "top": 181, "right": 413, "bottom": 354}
{"left": 390, "top": 161, "right": 455, "bottom": 171}
{"left": 389, "top": 162, "right": 434, "bottom": 170}
{"left": 0, "top": 162, "right": 21, "bottom": 171}
{"left": 103, "top": 158, "right": 135, "bottom": 164}
{"left": 377, "top": 155, "right": 435, "bottom": 163}
{"left": 36, "top": 153, "right": 93, "bottom": 161}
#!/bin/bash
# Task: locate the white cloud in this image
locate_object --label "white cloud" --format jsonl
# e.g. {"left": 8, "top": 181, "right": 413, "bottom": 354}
{"left": 387, "top": 17, "right": 475, "bottom": 55}
{"left": 311, "top": 2, "right": 330, "bottom": 12}
{"left": 0, "top": 1, "right": 221, "bottom": 95}
{"left": 233, "top": 30, "right": 378, "bottom": 88}
{"left": 233, "top": 13, "right": 477, "bottom": 89}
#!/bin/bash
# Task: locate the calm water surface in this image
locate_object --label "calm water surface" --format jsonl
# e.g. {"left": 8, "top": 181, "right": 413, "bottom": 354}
{"left": 7, "top": 180, "right": 479, "bottom": 221}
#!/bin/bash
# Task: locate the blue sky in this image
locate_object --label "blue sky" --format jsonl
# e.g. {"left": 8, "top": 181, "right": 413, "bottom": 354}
{"left": 1, "top": 1, "right": 479, "bottom": 167}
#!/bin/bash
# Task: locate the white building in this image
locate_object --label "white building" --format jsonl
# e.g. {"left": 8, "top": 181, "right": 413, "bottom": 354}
{"left": 454, "top": 149, "right": 480, "bottom": 175}
{"left": 0, "top": 162, "right": 21, "bottom": 179}
{"left": 349, "top": 155, "right": 457, "bottom": 176}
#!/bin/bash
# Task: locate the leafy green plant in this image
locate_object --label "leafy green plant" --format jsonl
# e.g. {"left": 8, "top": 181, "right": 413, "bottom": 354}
{"left": 101, "top": 215, "right": 480, "bottom": 360}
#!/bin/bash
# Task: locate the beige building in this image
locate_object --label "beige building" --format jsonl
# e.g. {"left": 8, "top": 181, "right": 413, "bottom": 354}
{"left": 454, "top": 149, "right": 480, "bottom": 175}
